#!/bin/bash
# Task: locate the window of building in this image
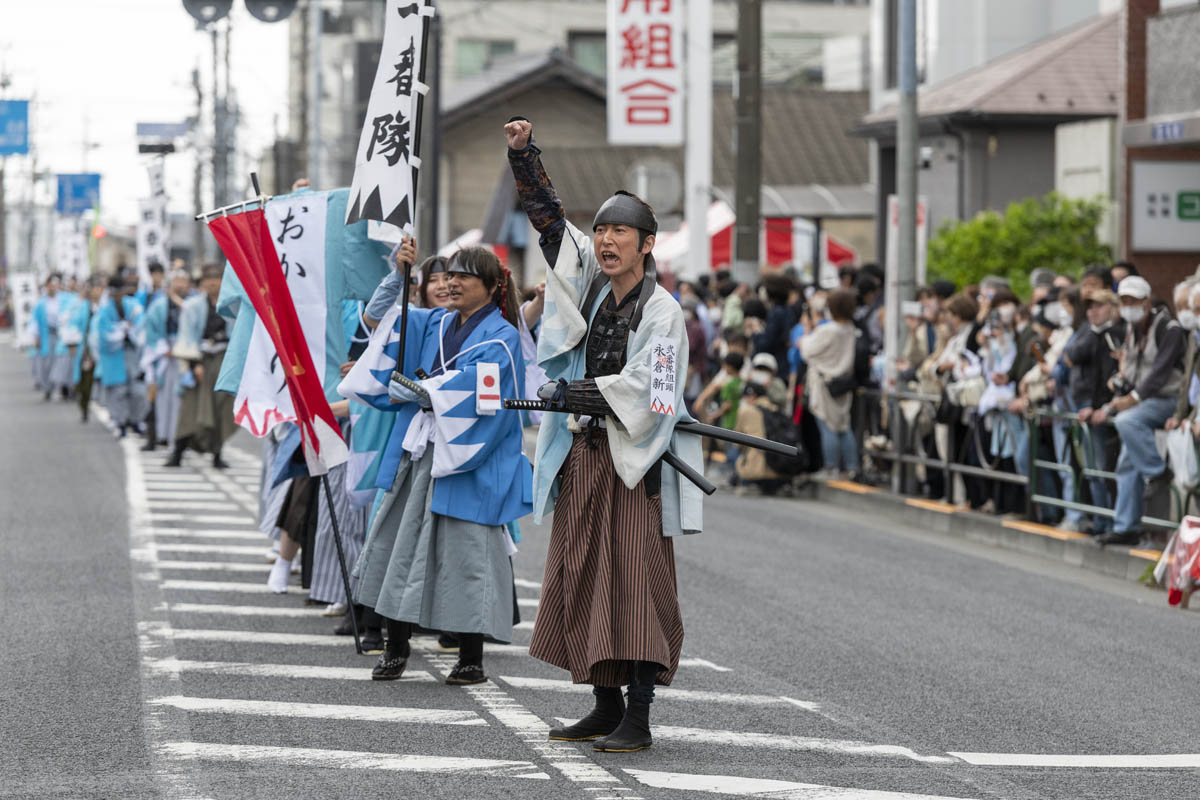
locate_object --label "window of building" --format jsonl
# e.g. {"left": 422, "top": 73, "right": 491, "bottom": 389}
{"left": 569, "top": 31, "right": 607, "bottom": 76}
{"left": 455, "top": 38, "right": 516, "bottom": 79}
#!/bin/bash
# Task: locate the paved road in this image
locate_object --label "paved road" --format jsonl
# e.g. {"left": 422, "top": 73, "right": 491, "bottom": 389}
{"left": 2, "top": 339, "right": 1198, "bottom": 800}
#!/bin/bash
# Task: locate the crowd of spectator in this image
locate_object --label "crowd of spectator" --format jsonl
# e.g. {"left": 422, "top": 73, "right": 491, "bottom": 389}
{"left": 678, "top": 259, "right": 1200, "bottom": 549}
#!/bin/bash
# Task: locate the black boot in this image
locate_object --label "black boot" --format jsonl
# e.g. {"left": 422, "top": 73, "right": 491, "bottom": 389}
{"left": 141, "top": 414, "right": 157, "bottom": 451}
{"left": 212, "top": 449, "right": 230, "bottom": 469}
{"left": 593, "top": 661, "right": 657, "bottom": 753}
{"left": 548, "top": 687, "right": 625, "bottom": 741}
{"left": 164, "top": 441, "right": 186, "bottom": 468}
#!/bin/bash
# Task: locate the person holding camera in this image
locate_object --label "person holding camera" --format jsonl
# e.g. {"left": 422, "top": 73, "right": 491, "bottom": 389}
{"left": 1088, "top": 276, "right": 1185, "bottom": 546}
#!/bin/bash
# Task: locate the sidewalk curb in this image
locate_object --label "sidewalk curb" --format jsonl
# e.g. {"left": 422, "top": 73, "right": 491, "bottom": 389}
{"left": 808, "top": 479, "right": 1162, "bottom": 584}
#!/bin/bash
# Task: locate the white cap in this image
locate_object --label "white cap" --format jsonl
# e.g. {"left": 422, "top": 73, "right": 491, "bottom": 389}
{"left": 1118, "top": 275, "right": 1152, "bottom": 300}
{"left": 750, "top": 352, "right": 778, "bottom": 373}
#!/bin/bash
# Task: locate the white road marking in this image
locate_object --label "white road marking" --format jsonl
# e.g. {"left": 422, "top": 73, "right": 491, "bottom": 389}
{"left": 151, "top": 529, "right": 267, "bottom": 541}
{"left": 146, "top": 491, "right": 228, "bottom": 500}
{"left": 156, "top": 560, "right": 270, "bottom": 573}
{"left": 150, "top": 513, "right": 255, "bottom": 525}
{"left": 160, "top": 579, "right": 275, "bottom": 593}
{"left": 155, "top": 543, "right": 270, "bottom": 555}
{"left": 152, "top": 628, "right": 347, "bottom": 647}
{"left": 557, "top": 722, "right": 953, "bottom": 763}
{"left": 948, "top": 752, "right": 1200, "bottom": 768}
{"left": 148, "top": 501, "right": 234, "bottom": 510}
{"left": 676, "top": 657, "right": 732, "bottom": 672}
{"left": 624, "top": 770, "right": 979, "bottom": 800}
{"left": 167, "top": 603, "right": 320, "bottom": 618}
{"left": 151, "top": 695, "right": 484, "bottom": 726}
{"left": 517, "top": 597, "right": 539, "bottom": 608}
{"left": 514, "top": 621, "right": 535, "bottom": 631}
{"left": 514, "top": 578, "right": 542, "bottom": 591}
{"left": 144, "top": 657, "right": 434, "bottom": 683}
{"left": 499, "top": 676, "right": 821, "bottom": 711}
{"left": 160, "top": 742, "right": 549, "bottom": 778}
{"left": 421, "top": 649, "right": 625, "bottom": 787}
{"left": 410, "top": 638, "right": 528, "bottom": 657}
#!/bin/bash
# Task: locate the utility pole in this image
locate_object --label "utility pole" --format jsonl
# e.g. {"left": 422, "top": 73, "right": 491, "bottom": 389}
{"left": 193, "top": 67, "right": 205, "bottom": 264}
{"left": 307, "top": 0, "right": 322, "bottom": 189}
{"left": 887, "top": 0, "right": 918, "bottom": 374}
{"left": 224, "top": 17, "right": 236, "bottom": 197}
{"left": 685, "top": 0, "right": 712, "bottom": 282}
{"left": 211, "top": 24, "right": 226, "bottom": 208}
{"left": 732, "top": 0, "right": 761, "bottom": 287}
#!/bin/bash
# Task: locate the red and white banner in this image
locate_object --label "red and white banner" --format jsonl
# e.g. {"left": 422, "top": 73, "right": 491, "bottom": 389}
{"left": 653, "top": 201, "right": 858, "bottom": 278}
{"left": 207, "top": 208, "right": 348, "bottom": 476}
{"left": 233, "top": 192, "right": 329, "bottom": 440}
{"left": 607, "top": 0, "right": 684, "bottom": 145}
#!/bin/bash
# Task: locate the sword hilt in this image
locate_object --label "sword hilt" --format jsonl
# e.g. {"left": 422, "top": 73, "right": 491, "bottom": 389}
{"left": 504, "top": 399, "right": 549, "bottom": 411}
{"left": 390, "top": 371, "right": 431, "bottom": 404}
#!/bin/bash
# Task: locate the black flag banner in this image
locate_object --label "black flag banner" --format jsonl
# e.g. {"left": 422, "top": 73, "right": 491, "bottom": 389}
{"left": 344, "top": 0, "right": 435, "bottom": 230}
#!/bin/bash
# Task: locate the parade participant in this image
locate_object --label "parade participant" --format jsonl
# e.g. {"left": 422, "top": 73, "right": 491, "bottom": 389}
{"left": 140, "top": 268, "right": 192, "bottom": 451}
{"left": 167, "top": 264, "right": 235, "bottom": 468}
{"left": 31, "top": 273, "right": 73, "bottom": 401}
{"left": 356, "top": 246, "right": 530, "bottom": 685}
{"left": 505, "top": 118, "right": 704, "bottom": 753}
{"left": 66, "top": 277, "right": 104, "bottom": 423}
{"left": 96, "top": 275, "right": 148, "bottom": 436}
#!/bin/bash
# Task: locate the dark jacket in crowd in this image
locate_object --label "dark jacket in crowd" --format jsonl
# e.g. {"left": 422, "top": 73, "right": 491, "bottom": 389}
{"left": 1007, "top": 323, "right": 1042, "bottom": 385}
{"left": 1064, "top": 320, "right": 1127, "bottom": 411}
{"left": 752, "top": 304, "right": 795, "bottom": 374}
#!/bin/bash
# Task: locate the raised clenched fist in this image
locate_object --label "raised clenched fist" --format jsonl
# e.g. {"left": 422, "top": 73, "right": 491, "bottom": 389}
{"left": 505, "top": 119, "right": 532, "bottom": 150}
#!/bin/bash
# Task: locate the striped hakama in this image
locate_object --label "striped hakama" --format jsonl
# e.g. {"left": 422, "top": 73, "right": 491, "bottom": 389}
{"left": 529, "top": 433, "right": 683, "bottom": 688}
{"left": 258, "top": 435, "right": 292, "bottom": 541}
{"left": 308, "top": 463, "right": 367, "bottom": 605}
{"left": 154, "top": 358, "right": 182, "bottom": 445}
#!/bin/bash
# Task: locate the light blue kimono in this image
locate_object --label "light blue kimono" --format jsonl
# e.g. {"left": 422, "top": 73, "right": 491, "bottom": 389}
{"left": 66, "top": 298, "right": 94, "bottom": 385}
{"left": 385, "top": 306, "right": 533, "bottom": 528}
{"left": 533, "top": 220, "right": 704, "bottom": 537}
{"left": 95, "top": 294, "right": 145, "bottom": 387}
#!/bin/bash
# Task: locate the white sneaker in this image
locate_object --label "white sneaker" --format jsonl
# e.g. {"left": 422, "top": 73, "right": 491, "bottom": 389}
{"left": 321, "top": 602, "right": 349, "bottom": 617}
{"left": 266, "top": 557, "right": 290, "bottom": 594}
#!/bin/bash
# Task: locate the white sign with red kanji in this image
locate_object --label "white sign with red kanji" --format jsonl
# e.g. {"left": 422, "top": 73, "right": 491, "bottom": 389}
{"left": 607, "top": 0, "right": 684, "bottom": 146}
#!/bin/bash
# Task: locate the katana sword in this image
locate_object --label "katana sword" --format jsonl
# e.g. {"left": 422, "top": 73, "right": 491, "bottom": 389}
{"left": 502, "top": 398, "right": 802, "bottom": 459}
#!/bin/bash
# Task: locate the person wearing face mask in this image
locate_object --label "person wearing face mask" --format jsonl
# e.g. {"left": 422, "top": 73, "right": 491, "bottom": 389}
{"left": 1068, "top": 290, "right": 1124, "bottom": 535}
{"left": 1090, "top": 276, "right": 1186, "bottom": 546}
{"left": 1164, "top": 279, "right": 1200, "bottom": 433}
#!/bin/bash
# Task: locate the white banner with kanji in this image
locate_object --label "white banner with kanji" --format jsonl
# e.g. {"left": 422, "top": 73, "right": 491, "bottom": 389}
{"left": 234, "top": 192, "right": 329, "bottom": 437}
{"left": 136, "top": 198, "right": 168, "bottom": 286}
{"left": 345, "top": 0, "right": 433, "bottom": 230}
{"left": 607, "top": 0, "right": 684, "bottom": 145}
{"left": 53, "top": 217, "right": 89, "bottom": 280}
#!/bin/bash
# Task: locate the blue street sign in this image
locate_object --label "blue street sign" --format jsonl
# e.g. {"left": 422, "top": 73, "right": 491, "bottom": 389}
{"left": 0, "top": 100, "right": 30, "bottom": 156}
{"left": 56, "top": 173, "right": 102, "bottom": 215}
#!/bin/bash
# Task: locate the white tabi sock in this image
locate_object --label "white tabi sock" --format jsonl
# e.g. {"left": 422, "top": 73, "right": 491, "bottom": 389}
{"left": 267, "top": 556, "right": 291, "bottom": 594}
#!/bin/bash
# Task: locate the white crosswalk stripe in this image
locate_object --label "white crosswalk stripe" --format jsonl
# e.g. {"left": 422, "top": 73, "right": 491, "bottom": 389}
{"left": 156, "top": 560, "right": 270, "bottom": 572}
{"left": 161, "top": 579, "right": 275, "bottom": 593}
{"left": 499, "top": 676, "right": 821, "bottom": 711}
{"left": 161, "top": 742, "right": 550, "bottom": 778}
{"left": 144, "top": 657, "right": 435, "bottom": 683}
{"left": 154, "top": 543, "right": 270, "bottom": 555}
{"left": 151, "top": 695, "right": 486, "bottom": 725}
{"left": 623, "top": 770, "right": 980, "bottom": 800}
{"left": 168, "top": 603, "right": 319, "bottom": 618}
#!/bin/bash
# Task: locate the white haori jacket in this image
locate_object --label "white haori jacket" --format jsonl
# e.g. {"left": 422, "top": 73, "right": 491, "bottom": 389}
{"left": 533, "top": 219, "right": 704, "bottom": 537}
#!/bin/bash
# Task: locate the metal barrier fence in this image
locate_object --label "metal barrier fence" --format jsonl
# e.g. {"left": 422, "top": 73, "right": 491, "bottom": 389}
{"left": 855, "top": 388, "right": 1181, "bottom": 531}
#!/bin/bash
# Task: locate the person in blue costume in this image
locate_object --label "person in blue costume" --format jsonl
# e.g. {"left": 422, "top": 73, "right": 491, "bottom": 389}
{"left": 167, "top": 264, "right": 235, "bottom": 468}
{"left": 139, "top": 267, "right": 192, "bottom": 452}
{"left": 96, "top": 274, "right": 148, "bottom": 437}
{"left": 31, "top": 273, "right": 74, "bottom": 402}
{"left": 65, "top": 277, "right": 104, "bottom": 423}
{"left": 356, "top": 246, "right": 532, "bottom": 686}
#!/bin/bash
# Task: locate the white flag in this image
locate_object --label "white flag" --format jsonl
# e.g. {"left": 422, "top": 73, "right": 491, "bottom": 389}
{"left": 344, "top": 0, "right": 434, "bottom": 230}
{"left": 136, "top": 198, "right": 168, "bottom": 286}
{"left": 233, "top": 192, "right": 330, "bottom": 437}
